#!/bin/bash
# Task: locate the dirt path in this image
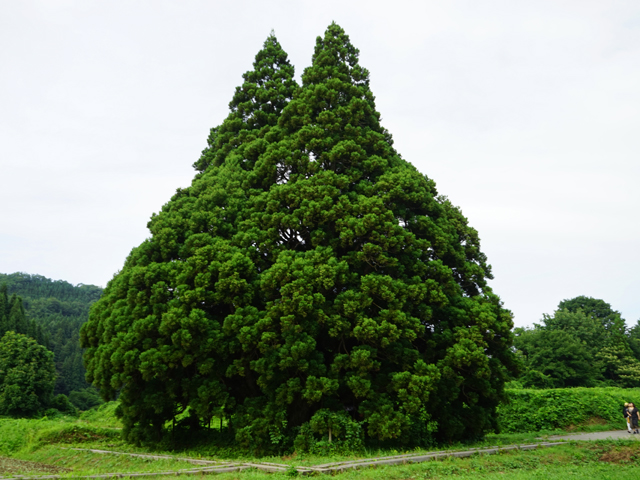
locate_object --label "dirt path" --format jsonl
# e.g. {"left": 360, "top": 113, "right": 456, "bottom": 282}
{"left": 0, "top": 457, "right": 70, "bottom": 476}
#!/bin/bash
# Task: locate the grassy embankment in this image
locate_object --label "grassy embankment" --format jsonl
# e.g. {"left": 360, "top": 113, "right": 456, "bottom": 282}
{"left": 499, "top": 386, "right": 640, "bottom": 433}
{"left": 0, "top": 403, "right": 202, "bottom": 476}
{"left": 1, "top": 388, "right": 640, "bottom": 478}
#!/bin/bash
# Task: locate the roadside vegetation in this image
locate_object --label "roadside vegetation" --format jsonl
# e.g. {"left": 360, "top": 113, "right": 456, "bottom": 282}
{"left": 500, "top": 386, "right": 640, "bottom": 433}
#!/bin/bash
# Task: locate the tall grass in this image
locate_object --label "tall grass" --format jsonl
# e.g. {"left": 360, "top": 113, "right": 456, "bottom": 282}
{"left": 78, "top": 401, "right": 120, "bottom": 428}
{"left": 0, "top": 402, "right": 121, "bottom": 456}
{"left": 0, "top": 417, "right": 74, "bottom": 455}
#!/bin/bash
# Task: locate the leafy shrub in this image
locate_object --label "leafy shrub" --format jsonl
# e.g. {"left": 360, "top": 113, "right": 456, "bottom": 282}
{"left": 43, "top": 408, "right": 63, "bottom": 418}
{"left": 498, "top": 387, "right": 640, "bottom": 432}
{"left": 294, "top": 409, "right": 364, "bottom": 454}
{"left": 51, "top": 394, "right": 78, "bottom": 416}
{"left": 0, "top": 332, "right": 56, "bottom": 417}
{"left": 69, "top": 388, "right": 103, "bottom": 411}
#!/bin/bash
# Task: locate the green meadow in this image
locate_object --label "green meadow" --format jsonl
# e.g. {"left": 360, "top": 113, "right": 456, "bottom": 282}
{"left": 1, "top": 395, "right": 640, "bottom": 479}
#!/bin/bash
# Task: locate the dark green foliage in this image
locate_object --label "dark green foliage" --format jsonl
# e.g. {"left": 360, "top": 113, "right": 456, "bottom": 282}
{"left": 558, "top": 296, "right": 619, "bottom": 332}
{"left": 0, "top": 331, "right": 56, "bottom": 417}
{"left": 0, "top": 273, "right": 103, "bottom": 396}
{"left": 69, "top": 388, "right": 104, "bottom": 411}
{"left": 498, "top": 387, "right": 640, "bottom": 433}
{"left": 0, "top": 273, "right": 102, "bottom": 304}
{"left": 193, "top": 32, "right": 299, "bottom": 173}
{"left": 0, "top": 285, "right": 5, "bottom": 327}
{"left": 293, "top": 409, "right": 364, "bottom": 454}
{"left": 0, "top": 287, "right": 47, "bottom": 354}
{"left": 8, "top": 296, "right": 27, "bottom": 334}
{"left": 83, "top": 32, "right": 301, "bottom": 446}
{"left": 50, "top": 394, "right": 78, "bottom": 416}
{"left": 0, "top": 287, "right": 39, "bottom": 342}
{"left": 515, "top": 297, "right": 640, "bottom": 388}
{"left": 515, "top": 327, "right": 600, "bottom": 387}
{"left": 628, "top": 321, "right": 640, "bottom": 360}
{"left": 81, "top": 24, "right": 518, "bottom": 451}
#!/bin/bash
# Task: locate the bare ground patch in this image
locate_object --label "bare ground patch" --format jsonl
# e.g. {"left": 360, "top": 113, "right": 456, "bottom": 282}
{"left": 598, "top": 445, "right": 640, "bottom": 464}
{"left": 0, "top": 456, "right": 71, "bottom": 475}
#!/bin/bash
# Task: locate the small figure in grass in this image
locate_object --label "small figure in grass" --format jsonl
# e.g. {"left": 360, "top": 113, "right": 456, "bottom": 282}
{"left": 628, "top": 403, "right": 640, "bottom": 434}
{"left": 624, "top": 402, "right": 632, "bottom": 433}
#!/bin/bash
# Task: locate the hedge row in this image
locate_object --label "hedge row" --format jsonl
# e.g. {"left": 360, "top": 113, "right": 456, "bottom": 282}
{"left": 498, "top": 387, "right": 640, "bottom": 433}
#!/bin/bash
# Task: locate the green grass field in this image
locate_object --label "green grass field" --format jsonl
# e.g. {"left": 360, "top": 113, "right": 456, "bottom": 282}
{"left": 5, "top": 440, "right": 640, "bottom": 479}
{"left": 1, "top": 402, "right": 639, "bottom": 479}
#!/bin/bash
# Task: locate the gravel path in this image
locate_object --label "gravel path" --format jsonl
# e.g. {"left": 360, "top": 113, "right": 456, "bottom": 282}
{"left": 546, "top": 430, "right": 640, "bottom": 441}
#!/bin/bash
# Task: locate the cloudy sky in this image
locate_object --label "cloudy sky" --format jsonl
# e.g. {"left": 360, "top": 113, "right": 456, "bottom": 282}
{"left": 1, "top": 1, "right": 639, "bottom": 327}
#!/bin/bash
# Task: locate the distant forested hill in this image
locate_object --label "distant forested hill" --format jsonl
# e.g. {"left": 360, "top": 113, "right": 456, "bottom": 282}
{"left": 0, "top": 272, "right": 103, "bottom": 395}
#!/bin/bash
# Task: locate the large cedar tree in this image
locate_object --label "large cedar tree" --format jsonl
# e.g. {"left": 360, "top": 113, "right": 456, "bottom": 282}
{"left": 81, "top": 25, "right": 517, "bottom": 449}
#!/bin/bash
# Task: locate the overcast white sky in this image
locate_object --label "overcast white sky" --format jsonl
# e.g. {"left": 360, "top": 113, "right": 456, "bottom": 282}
{"left": 1, "top": 1, "right": 639, "bottom": 327}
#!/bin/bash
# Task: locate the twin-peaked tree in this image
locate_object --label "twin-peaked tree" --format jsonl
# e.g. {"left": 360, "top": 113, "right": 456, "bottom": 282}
{"left": 81, "top": 24, "right": 517, "bottom": 450}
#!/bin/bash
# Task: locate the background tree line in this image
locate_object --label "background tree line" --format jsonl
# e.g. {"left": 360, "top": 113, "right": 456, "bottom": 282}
{"left": 0, "top": 272, "right": 103, "bottom": 414}
{"left": 514, "top": 295, "right": 640, "bottom": 389}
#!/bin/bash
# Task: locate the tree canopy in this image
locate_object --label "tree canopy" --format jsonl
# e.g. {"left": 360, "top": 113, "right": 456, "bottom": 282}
{"left": 81, "top": 24, "right": 518, "bottom": 451}
{"left": 515, "top": 296, "right": 640, "bottom": 388}
{"left": 0, "top": 331, "right": 56, "bottom": 416}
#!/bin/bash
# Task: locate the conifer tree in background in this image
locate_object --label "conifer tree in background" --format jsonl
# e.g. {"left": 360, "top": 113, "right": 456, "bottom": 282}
{"left": 1, "top": 290, "right": 28, "bottom": 338}
{"left": 9, "top": 296, "right": 28, "bottom": 334}
{"left": 0, "top": 285, "right": 7, "bottom": 333}
{"left": 629, "top": 321, "right": 640, "bottom": 360}
{"left": 0, "top": 285, "right": 47, "bottom": 347}
{"left": 81, "top": 24, "right": 518, "bottom": 450}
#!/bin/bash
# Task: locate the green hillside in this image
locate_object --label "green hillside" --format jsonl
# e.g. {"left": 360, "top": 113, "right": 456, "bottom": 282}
{"left": 0, "top": 272, "right": 103, "bottom": 396}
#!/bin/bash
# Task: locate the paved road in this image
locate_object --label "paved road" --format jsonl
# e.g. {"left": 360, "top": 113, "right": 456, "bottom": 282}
{"left": 546, "top": 430, "right": 640, "bottom": 441}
